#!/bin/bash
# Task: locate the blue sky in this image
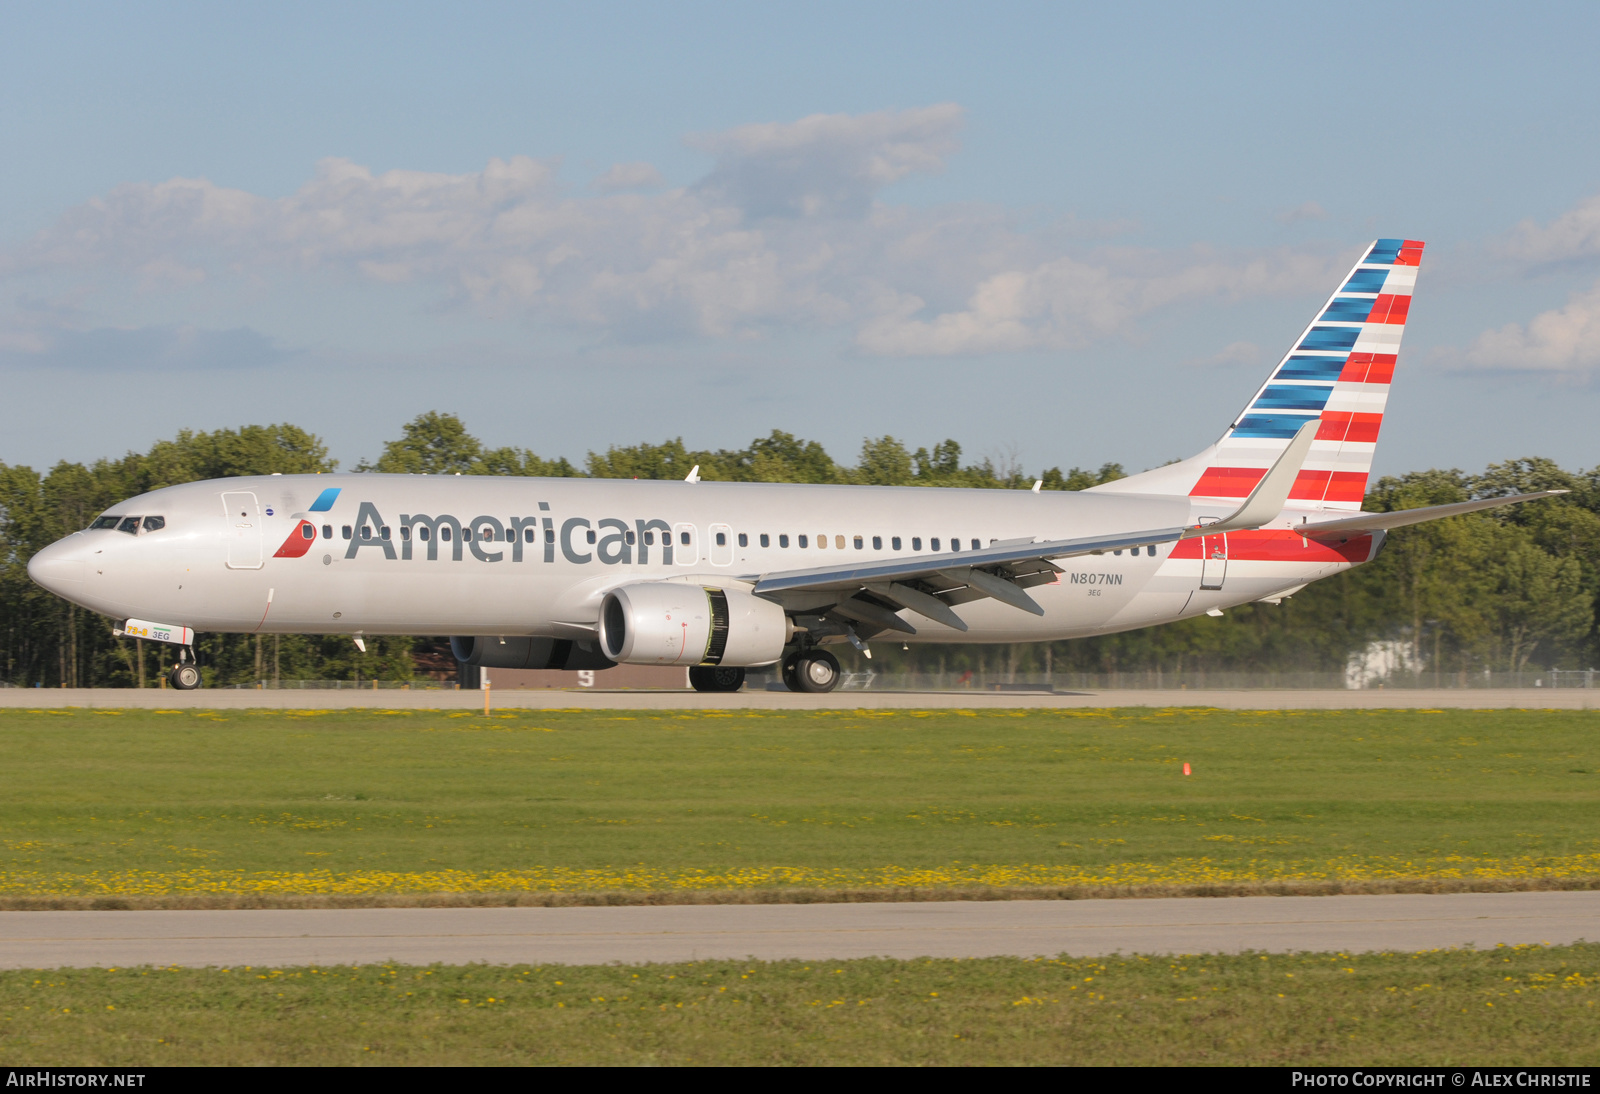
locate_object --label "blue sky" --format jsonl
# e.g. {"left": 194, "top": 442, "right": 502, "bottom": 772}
{"left": 4, "top": 1, "right": 1600, "bottom": 478}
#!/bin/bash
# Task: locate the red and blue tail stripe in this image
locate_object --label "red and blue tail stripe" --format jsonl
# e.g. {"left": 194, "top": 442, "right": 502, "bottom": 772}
{"left": 1188, "top": 238, "right": 1423, "bottom": 511}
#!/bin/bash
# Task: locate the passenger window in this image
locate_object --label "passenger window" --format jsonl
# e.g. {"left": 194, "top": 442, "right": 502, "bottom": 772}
{"left": 1148, "top": 544, "right": 1157, "bottom": 557}
{"left": 643, "top": 531, "right": 654, "bottom": 546}
{"left": 759, "top": 534, "right": 770, "bottom": 548}
{"left": 891, "top": 536, "right": 901, "bottom": 550}
{"left": 835, "top": 535, "right": 846, "bottom": 549}
{"left": 680, "top": 531, "right": 690, "bottom": 546}
{"left": 798, "top": 535, "right": 808, "bottom": 548}
{"left": 872, "top": 536, "right": 882, "bottom": 550}
{"left": 462, "top": 528, "right": 473, "bottom": 542}
{"left": 586, "top": 529, "right": 596, "bottom": 544}
{"left": 301, "top": 523, "right": 315, "bottom": 540}
{"left": 360, "top": 526, "right": 371, "bottom": 541}
{"left": 738, "top": 533, "right": 748, "bottom": 547}
{"left": 142, "top": 516, "right": 165, "bottom": 532}
{"left": 118, "top": 517, "right": 141, "bottom": 535}
{"left": 912, "top": 537, "right": 921, "bottom": 551}
{"left": 817, "top": 534, "right": 827, "bottom": 549}
{"left": 525, "top": 528, "right": 536, "bottom": 543}
{"left": 381, "top": 526, "right": 391, "bottom": 540}
{"left": 1113, "top": 549, "right": 1122, "bottom": 556}
{"left": 544, "top": 528, "right": 554, "bottom": 543}
{"left": 931, "top": 538, "right": 940, "bottom": 551}
{"left": 780, "top": 534, "right": 790, "bottom": 548}
{"left": 323, "top": 525, "right": 333, "bottom": 540}
{"left": 440, "top": 527, "right": 452, "bottom": 542}
{"left": 715, "top": 532, "right": 727, "bottom": 546}
{"left": 625, "top": 530, "right": 636, "bottom": 545}
{"left": 853, "top": 536, "right": 864, "bottom": 550}
{"left": 971, "top": 538, "right": 980, "bottom": 551}
{"left": 342, "top": 525, "right": 353, "bottom": 540}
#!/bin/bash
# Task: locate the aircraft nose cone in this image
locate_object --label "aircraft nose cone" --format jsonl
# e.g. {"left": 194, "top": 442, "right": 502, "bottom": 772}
{"left": 28, "top": 534, "right": 90, "bottom": 595}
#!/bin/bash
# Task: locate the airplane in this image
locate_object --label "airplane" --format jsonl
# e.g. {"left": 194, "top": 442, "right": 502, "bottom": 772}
{"left": 27, "top": 238, "right": 1565, "bottom": 693}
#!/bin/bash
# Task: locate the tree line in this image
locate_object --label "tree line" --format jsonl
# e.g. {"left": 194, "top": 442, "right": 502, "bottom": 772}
{"left": 0, "top": 412, "right": 1595, "bottom": 687}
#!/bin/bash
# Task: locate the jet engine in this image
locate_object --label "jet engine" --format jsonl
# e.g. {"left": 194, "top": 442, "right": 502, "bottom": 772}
{"left": 450, "top": 635, "right": 615, "bottom": 671}
{"left": 598, "top": 583, "right": 788, "bottom": 667}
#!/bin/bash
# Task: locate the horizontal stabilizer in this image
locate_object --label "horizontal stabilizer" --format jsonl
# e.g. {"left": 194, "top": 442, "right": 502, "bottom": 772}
{"left": 1301, "top": 491, "right": 1568, "bottom": 541}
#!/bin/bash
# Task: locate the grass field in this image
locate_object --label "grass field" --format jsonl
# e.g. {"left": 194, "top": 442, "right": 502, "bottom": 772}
{"left": 3, "top": 944, "right": 1597, "bottom": 1065}
{"left": 0, "top": 706, "right": 1596, "bottom": 903}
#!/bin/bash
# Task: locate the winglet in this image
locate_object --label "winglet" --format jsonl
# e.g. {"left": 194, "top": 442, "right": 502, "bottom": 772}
{"left": 1185, "top": 419, "right": 1319, "bottom": 536}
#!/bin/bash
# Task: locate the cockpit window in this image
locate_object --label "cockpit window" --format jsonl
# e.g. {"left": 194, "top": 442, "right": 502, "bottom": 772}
{"left": 142, "top": 516, "right": 165, "bottom": 532}
{"left": 90, "top": 516, "right": 121, "bottom": 530}
{"left": 117, "top": 516, "right": 142, "bottom": 535}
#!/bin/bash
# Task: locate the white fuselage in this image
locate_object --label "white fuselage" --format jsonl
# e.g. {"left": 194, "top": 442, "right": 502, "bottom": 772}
{"left": 27, "top": 473, "right": 1376, "bottom": 647}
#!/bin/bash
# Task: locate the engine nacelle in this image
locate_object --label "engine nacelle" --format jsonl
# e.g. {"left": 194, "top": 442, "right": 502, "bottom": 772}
{"left": 598, "top": 583, "right": 788, "bottom": 667}
{"left": 450, "top": 636, "right": 615, "bottom": 671}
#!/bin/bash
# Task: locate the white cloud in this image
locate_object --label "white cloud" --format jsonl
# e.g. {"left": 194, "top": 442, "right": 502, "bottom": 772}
{"left": 591, "top": 162, "right": 666, "bottom": 192}
{"left": 1462, "top": 278, "right": 1600, "bottom": 374}
{"left": 1275, "top": 201, "right": 1327, "bottom": 226}
{"left": 688, "top": 104, "right": 963, "bottom": 219}
{"left": 856, "top": 247, "right": 1339, "bottom": 356}
{"left": 1501, "top": 191, "right": 1600, "bottom": 265}
{"left": 0, "top": 106, "right": 1348, "bottom": 361}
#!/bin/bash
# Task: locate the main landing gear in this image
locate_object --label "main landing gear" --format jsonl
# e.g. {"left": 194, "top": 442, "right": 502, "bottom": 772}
{"left": 689, "top": 665, "right": 746, "bottom": 693}
{"left": 168, "top": 647, "right": 201, "bottom": 690}
{"left": 782, "top": 648, "right": 840, "bottom": 693}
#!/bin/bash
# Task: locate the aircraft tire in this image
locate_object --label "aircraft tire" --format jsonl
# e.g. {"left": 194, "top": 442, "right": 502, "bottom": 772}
{"left": 781, "top": 653, "right": 802, "bottom": 692}
{"left": 169, "top": 663, "right": 201, "bottom": 690}
{"left": 689, "top": 665, "right": 745, "bottom": 692}
{"left": 793, "top": 649, "right": 840, "bottom": 693}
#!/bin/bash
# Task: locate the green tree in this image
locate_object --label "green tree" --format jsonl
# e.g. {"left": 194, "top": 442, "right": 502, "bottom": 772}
{"left": 366, "top": 412, "right": 577, "bottom": 478}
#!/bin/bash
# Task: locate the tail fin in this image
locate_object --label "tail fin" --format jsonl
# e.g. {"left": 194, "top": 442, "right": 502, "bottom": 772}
{"left": 1091, "top": 238, "right": 1424, "bottom": 511}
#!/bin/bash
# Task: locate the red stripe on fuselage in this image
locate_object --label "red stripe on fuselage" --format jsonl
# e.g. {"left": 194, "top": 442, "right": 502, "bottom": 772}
{"left": 1169, "top": 530, "right": 1372, "bottom": 563}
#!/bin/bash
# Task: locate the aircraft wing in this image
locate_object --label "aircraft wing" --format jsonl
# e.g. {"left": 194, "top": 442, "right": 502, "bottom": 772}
{"left": 751, "top": 420, "right": 1324, "bottom": 634}
{"left": 1300, "top": 490, "right": 1568, "bottom": 542}
{"left": 751, "top": 525, "right": 1190, "bottom": 632}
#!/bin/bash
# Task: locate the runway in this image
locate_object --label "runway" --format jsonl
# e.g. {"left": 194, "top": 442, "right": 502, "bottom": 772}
{"left": 3, "top": 892, "right": 1596, "bottom": 968}
{"left": 1, "top": 687, "right": 1595, "bottom": 710}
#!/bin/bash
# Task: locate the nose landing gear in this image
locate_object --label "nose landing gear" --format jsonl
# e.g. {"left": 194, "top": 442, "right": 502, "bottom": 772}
{"left": 168, "top": 647, "right": 201, "bottom": 690}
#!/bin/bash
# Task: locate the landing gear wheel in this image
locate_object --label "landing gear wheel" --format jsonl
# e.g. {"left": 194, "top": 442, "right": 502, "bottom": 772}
{"left": 793, "top": 649, "right": 840, "bottom": 694}
{"left": 782, "top": 653, "right": 802, "bottom": 693}
{"left": 689, "top": 665, "right": 745, "bottom": 693}
{"left": 169, "top": 663, "right": 201, "bottom": 690}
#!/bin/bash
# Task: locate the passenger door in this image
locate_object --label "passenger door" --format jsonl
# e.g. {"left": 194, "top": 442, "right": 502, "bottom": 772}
{"left": 221, "top": 491, "right": 263, "bottom": 570}
{"left": 1199, "top": 531, "right": 1227, "bottom": 590}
